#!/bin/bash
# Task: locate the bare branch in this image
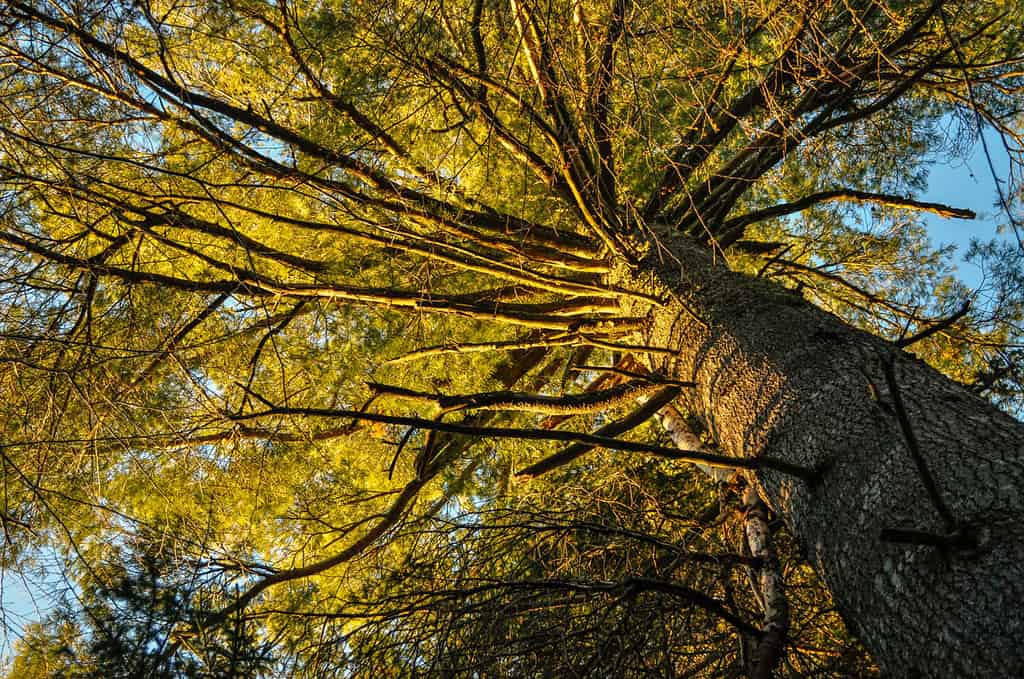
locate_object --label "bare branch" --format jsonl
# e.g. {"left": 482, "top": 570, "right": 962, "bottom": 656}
{"left": 721, "top": 189, "right": 976, "bottom": 243}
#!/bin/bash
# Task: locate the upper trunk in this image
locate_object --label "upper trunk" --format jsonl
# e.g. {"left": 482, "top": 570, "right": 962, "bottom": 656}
{"left": 627, "top": 232, "right": 1024, "bottom": 678}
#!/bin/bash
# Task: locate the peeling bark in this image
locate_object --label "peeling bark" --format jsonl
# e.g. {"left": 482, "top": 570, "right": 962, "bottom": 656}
{"left": 654, "top": 403, "right": 734, "bottom": 482}
{"left": 743, "top": 484, "right": 789, "bottom": 679}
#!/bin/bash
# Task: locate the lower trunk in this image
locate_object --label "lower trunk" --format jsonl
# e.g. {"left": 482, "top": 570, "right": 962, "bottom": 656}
{"left": 629, "top": 233, "right": 1024, "bottom": 677}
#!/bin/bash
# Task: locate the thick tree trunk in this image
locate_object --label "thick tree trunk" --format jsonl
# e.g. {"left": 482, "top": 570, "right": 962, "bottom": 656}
{"left": 628, "top": 232, "right": 1024, "bottom": 677}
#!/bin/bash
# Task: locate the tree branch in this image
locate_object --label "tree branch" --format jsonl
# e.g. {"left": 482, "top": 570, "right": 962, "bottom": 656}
{"left": 896, "top": 300, "right": 972, "bottom": 348}
{"left": 367, "top": 378, "right": 669, "bottom": 416}
{"left": 721, "top": 189, "right": 976, "bottom": 242}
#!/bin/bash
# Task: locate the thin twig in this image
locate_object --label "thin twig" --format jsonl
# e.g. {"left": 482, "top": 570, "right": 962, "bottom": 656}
{"left": 895, "top": 300, "right": 971, "bottom": 348}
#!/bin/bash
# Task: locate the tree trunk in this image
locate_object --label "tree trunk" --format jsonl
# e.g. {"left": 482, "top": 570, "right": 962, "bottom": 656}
{"left": 628, "top": 232, "right": 1024, "bottom": 678}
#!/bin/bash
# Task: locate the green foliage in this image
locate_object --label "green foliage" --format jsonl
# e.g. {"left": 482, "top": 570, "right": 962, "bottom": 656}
{"left": 0, "top": 0, "right": 1021, "bottom": 675}
{"left": 6, "top": 536, "right": 276, "bottom": 678}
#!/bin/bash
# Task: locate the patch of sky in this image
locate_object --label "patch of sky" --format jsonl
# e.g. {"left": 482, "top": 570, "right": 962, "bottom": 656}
{"left": 921, "top": 124, "right": 1019, "bottom": 289}
{"left": 0, "top": 543, "right": 78, "bottom": 670}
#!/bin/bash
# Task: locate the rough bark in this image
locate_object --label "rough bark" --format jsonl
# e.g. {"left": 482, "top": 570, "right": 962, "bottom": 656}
{"left": 627, "top": 231, "right": 1024, "bottom": 678}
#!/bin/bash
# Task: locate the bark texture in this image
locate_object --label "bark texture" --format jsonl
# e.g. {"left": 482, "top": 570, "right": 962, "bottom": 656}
{"left": 629, "top": 232, "right": 1024, "bottom": 678}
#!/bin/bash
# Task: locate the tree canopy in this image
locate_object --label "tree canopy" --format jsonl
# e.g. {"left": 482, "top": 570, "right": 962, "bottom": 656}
{"left": 0, "top": 0, "right": 1022, "bottom": 676}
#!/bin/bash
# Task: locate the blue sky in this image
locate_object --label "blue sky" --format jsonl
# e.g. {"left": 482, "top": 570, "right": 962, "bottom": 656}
{"left": 921, "top": 128, "right": 1016, "bottom": 288}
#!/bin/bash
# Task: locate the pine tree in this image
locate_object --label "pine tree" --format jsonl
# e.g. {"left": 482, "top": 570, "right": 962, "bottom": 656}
{"left": 1, "top": 1, "right": 1022, "bottom": 676}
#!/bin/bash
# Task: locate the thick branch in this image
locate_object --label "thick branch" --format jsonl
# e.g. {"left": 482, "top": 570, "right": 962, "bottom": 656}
{"left": 0, "top": 228, "right": 638, "bottom": 331}
{"left": 509, "top": 0, "right": 630, "bottom": 259}
{"left": 227, "top": 396, "right": 813, "bottom": 478}
{"left": 591, "top": 0, "right": 626, "bottom": 209}
{"left": 367, "top": 379, "right": 668, "bottom": 415}
{"left": 515, "top": 386, "right": 681, "bottom": 476}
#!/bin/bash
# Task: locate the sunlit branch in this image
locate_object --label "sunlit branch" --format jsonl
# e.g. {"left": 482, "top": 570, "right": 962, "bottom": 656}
{"left": 271, "top": 0, "right": 478, "bottom": 202}
{"left": 122, "top": 211, "right": 331, "bottom": 274}
{"left": 515, "top": 385, "right": 680, "bottom": 476}
{"left": 367, "top": 378, "right": 668, "bottom": 415}
{"left": 124, "top": 204, "right": 618, "bottom": 299}
{"left": 183, "top": 478, "right": 427, "bottom": 650}
{"left": 7, "top": 1, "right": 603, "bottom": 261}
{"left": 205, "top": 195, "right": 609, "bottom": 273}
{"left": 0, "top": 227, "right": 636, "bottom": 330}
{"left": 419, "top": 58, "right": 575, "bottom": 200}
{"left": 427, "top": 55, "right": 561, "bottom": 148}
{"left": 32, "top": 162, "right": 605, "bottom": 272}
{"left": 385, "top": 333, "right": 578, "bottom": 364}
{"left": 939, "top": 7, "right": 1024, "bottom": 249}
{"left": 650, "top": 3, "right": 952, "bottom": 237}
{"left": 509, "top": 0, "right": 631, "bottom": 260}
{"left": 129, "top": 291, "right": 233, "bottom": 388}
{"left": 384, "top": 327, "right": 678, "bottom": 364}
{"left": 765, "top": 257, "right": 971, "bottom": 334}
{"left": 226, "top": 393, "right": 814, "bottom": 478}
{"left": 590, "top": 0, "right": 626, "bottom": 210}
{"left": 719, "top": 189, "right": 976, "bottom": 246}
